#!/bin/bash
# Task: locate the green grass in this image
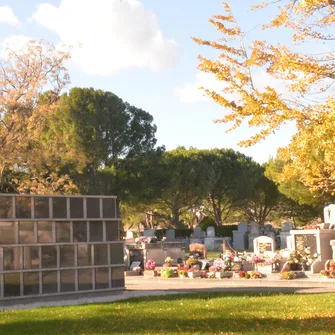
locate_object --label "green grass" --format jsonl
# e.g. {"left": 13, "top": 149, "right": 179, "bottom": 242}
{"left": 1, "top": 292, "right": 335, "bottom": 334}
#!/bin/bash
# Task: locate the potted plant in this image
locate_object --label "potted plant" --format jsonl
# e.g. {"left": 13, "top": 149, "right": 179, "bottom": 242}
{"left": 209, "top": 265, "right": 224, "bottom": 279}
{"left": 249, "top": 270, "right": 263, "bottom": 279}
{"left": 163, "top": 257, "right": 174, "bottom": 268}
{"left": 144, "top": 259, "right": 157, "bottom": 277}
{"left": 177, "top": 266, "right": 188, "bottom": 278}
{"left": 187, "top": 267, "right": 201, "bottom": 279}
{"left": 249, "top": 254, "right": 265, "bottom": 271}
{"left": 279, "top": 271, "right": 296, "bottom": 280}
{"left": 237, "top": 271, "right": 250, "bottom": 279}
{"left": 185, "top": 257, "right": 200, "bottom": 268}
{"left": 160, "top": 267, "right": 174, "bottom": 278}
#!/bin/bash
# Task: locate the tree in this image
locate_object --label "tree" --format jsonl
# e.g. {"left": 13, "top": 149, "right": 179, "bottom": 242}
{"left": 239, "top": 164, "right": 280, "bottom": 225}
{"left": 194, "top": 1, "right": 335, "bottom": 195}
{"left": 0, "top": 39, "right": 81, "bottom": 194}
{"left": 151, "top": 148, "right": 214, "bottom": 228}
{"left": 202, "top": 149, "right": 257, "bottom": 225}
{"left": 52, "top": 87, "right": 158, "bottom": 194}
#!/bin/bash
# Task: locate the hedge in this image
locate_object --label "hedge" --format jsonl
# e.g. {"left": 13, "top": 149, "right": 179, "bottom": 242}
{"left": 215, "top": 225, "right": 238, "bottom": 238}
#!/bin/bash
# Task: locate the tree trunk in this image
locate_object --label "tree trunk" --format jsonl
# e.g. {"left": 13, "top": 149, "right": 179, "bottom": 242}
{"left": 172, "top": 207, "right": 181, "bottom": 228}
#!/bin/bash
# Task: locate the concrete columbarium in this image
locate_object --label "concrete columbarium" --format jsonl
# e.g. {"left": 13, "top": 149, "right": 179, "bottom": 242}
{"left": 0, "top": 194, "right": 124, "bottom": 304}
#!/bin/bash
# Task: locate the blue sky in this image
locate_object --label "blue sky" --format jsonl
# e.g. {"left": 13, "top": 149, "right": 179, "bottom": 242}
{"left": 0, "top": 0, "right": 296, "bottom": 163}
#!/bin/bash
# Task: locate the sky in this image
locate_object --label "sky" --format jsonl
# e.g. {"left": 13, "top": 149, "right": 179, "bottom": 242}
{"left": 0, "top": 0, "right": 298, "bottom": 163}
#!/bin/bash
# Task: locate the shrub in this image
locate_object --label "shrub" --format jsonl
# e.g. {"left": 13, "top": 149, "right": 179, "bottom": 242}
{"left": 175, "top": 229, "right": 193, "bottom": 238}
{"left": 215, "top": 225, "right": 238, "bottom": 238}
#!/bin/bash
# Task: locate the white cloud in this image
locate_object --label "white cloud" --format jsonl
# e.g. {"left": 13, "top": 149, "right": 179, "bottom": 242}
{"left": 0, "top": 6, "right": 19, "bottom": 26}
{"left": 175, "top": 70, "right": 288, "bottom": 104}
{"left": 175, "top": 71, "right": 243, "bottom": 104}
{"left": 30, "top": 0, "right": 177, "bottom": 75}
{"left": 174, "top": 72, "right": 225, "bottom": 104}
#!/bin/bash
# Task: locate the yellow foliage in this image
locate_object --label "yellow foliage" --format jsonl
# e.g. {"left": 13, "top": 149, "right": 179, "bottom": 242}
{"left": 194, "top": 1, "right": 335, "bottom": 194}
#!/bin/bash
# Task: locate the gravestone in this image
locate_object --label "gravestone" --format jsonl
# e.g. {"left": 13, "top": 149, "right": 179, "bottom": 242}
{"left": 329, "top": 204, "right": 335, "bottom": 229}
{"left": 166, "top": 229, "right": 175, "bottom": 241}
{"left": 264, "top": 224, "right": 276, "bottom": 241}
{"left": 324, "top": 205, "right": 331, "bottom": 224}
{"left": 204, "top": 226, "right": 228, "bottom": 251}
{"left": 207, "top": 226, "right": 215, "bottom": 237}
{"left": 253, "top": 236, "right": 274, "bottom": 255}
{"left": 280, "top": 222, "right": 293, "bottom": 249}
{"left": 290, "top": 229, "right": 335, "bottom": 273}
{"left": 233, "top": 222, "right": 248, "bottom": 250}
{"left": 190, "top": 227, "right": 205, "bottom": 244}
{"left": 248, "top": 222, "right": 261, "bottom": 250}
{"left": 194, "top": 227, "right": 204, "bottom": 238}
{"left": 143, "top": 229, "right": 156, "bottom": 237}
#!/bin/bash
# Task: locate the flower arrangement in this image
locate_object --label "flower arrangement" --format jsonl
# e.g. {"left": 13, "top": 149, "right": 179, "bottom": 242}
{"left": 177, "top": 266, "right": 189, "bottom": 277}
{"left": 160, "top": 268, "right": 174, "bottom": 278}
{"left": 163, "top": 257, "right": 174, "bottom": 268}
{"left": 209, "top": 265, "right": 222, "bottom": 273}
{"left": 144, "top": 259, "right": 156, "bottom": 270}
{"left": 185, "top": 258, "right": 200, "bottom": 267}
{"left": 249, "top": 270, "right": 263, "bottom": 279}
{"left": 249, "top": 254, "right": 265, "bottom": 264}
{"left": 238, "top": 271, "right": 250, "bottom": 279}
{"left": 288, "top": 249, "right": 318, "bottom": 267}
{"left": 279, "top": 271, "right": 295, "bottom": 280}
{"left": 165, "top": 257, "right": 173, "bottom": 264}
{"left": 320, "top": 270, "right": 335, "bottom": 279}
{"left": 187, "top": 267, "right": 200, "bottom": 273}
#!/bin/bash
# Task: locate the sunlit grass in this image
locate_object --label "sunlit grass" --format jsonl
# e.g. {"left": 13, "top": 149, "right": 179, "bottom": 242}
{"left": 1, "top": 292, "right": 335, "bottom": 334}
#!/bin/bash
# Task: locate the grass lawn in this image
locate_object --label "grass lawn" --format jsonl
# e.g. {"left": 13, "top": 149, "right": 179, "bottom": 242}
{"left": 1, "top": 292, "right": 335, "bottom": 335}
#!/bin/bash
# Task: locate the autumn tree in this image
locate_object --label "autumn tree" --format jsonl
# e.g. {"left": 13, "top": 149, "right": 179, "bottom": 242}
{"left": 0, "top": 39, "right": 83, "bottom": 194}
{"left": 194, "top": 1, "right": 335, "bottom": 196}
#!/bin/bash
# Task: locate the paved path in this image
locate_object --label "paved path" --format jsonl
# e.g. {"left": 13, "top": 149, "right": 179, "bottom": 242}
{"left": 4, "top": 275, "right": 335, "bottom": 310}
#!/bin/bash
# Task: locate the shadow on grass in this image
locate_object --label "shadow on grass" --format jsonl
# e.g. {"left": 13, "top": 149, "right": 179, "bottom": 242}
{"left": 1, "top": 292, "right": 335, "bottom": 334}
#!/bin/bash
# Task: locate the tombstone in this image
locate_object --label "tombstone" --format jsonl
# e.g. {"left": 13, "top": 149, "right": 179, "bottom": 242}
{"left": 194, "top": 227, "right": 204, "bottom": 239}
{"left": 166, "top": 229, "right": 175, "bottom": 241}
{"left": 126, "top": 230, "right": 134, "bottom": 239}
{"left": 279, "top": 222, "right": 293, "bottom": 249}
{"left": 233, "top": 222, "right": 248, "bottom": 250}
{"left": 143, "top": 229, "right": 156, "bottom": 237}
{"left": 190, "top": 226, "right": 205, "bottom": 244}
{"left": 286, "top": 235, "right": 294, "bottom": 250}
{"left": 330, "top": 240, "right": 335, "bottom": 260}
{"left": 189, "top": 243, "right": 207, "bottom": 259}
{"left": 248, "top": 222, "right": 261, "bottom": 250}
{"left": 329, "top": 204, "right": 335, "bottom": 229}
{"left": 290, "top": 229, "right": 335, "bottom": 273}
{"left": 253, "top": 236, "right": 274, "bottom": 255}
{"left": 207, "top": 226, "right": 215, "bottom": 237}
{"left": 324, "top": 205, "right": 331, "bottom": 224}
